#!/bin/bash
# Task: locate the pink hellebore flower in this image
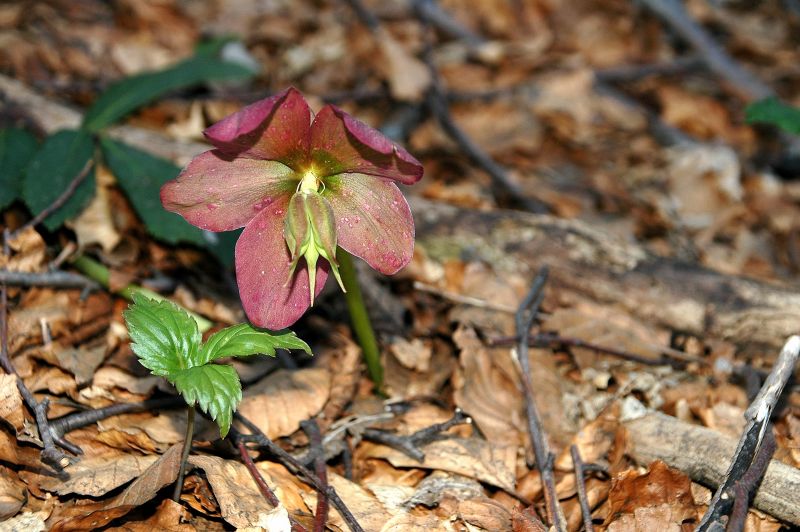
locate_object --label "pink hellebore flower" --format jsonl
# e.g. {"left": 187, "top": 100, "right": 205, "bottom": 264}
{"left": 161, "top": 88, "right": 423, "bottom": 330}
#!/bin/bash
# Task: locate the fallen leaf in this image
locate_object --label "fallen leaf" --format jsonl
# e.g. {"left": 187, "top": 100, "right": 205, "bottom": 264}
{"left": 188, "top": 455, "right": 309, "bottom": 529}
{"left": 0, "top": 227, "right": 45, "bottom": 272}
{"left": 0, "top": 466, "right": 26, "bottom": 520}
{"left": 67, "top": 166, "right": 120, "bottom": 253}
{"left": 389, "top": 338, "right": 431, "bottom": 372}
{"left": 367, "top": 436, "right": 517, "bottom": 492}
{"left": 458, "top": 497, "right": 512, "bottom": 531}
{"left": 105, "top": 499, "right": 194, "bottom": 532}
{"left": 0, "top": 374, "right": 25, "bottom": 434}
{"left": 324, "top": 472, "right": 392, "bottom": 531}
{"left": 236, "top": 367, "right": 330, "bottom": 439}
{"left": 39, "top": 453, "right": 159, "bottom": 496}
{"left": 375, "top": 27, "right": 430, "bottom": 102}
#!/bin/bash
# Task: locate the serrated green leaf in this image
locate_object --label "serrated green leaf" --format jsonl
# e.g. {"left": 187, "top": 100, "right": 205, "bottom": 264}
{"left": 745, "top": 97, "right": 800, "bottom": 135}
{"left": 100, "top": 138, "right": 206, "bottom": 246}
{"left": 83, "top": 54, "right": 254, "bottom": 132}
{"left": 0, "top": 128, "right": 38, "bottom": 210}
{"left": 22, "top": 130, "right": 95, "bottom": 230}
{"left": 198, "top": 323, "right": 311, "bottom": 365}
{"left": 172, "top": 364, "right": 241, "bottom": 438}
{"left": 123, "top": 293, "right": 201, "bottom": 378}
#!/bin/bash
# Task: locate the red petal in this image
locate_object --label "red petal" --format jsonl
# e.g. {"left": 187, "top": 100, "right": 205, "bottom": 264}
{"left": 310, "top": 105, "right": 423, "bottom": 185}
{"left": 325, "top": 173, "right": 414, "bottom": 275}
{"left": 235, "top": 197, "right": 329, "bottom": 330}
{"left": 204, "top": 87, "right": 311, "bottom": 171}
{"left": 161, "top": 150, "right": 296, "bottom": 232}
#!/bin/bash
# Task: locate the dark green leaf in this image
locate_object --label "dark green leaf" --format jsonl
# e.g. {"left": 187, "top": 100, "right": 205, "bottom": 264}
{"left": 198, "top": 323, "right": 311, "bottom": 365}
{"left": 745, "top": 97, "right": 800, "bottom": 135}
{"left": 22, "top": 130, "right": 95, "bottom": 230}
{"left": 101, "top": 138, "right": 206, "bottom": 246}
{"left": 0, "top": 128, "right": 38, "bottom": 210}
{"left": 172, "top": 364, "right": 241, "bottom": 437}
{"left": 123, "top": 294, "right": 201, "bottom": 378}
{"left": 83, "top": 54, "right": 254, "bottom": 132}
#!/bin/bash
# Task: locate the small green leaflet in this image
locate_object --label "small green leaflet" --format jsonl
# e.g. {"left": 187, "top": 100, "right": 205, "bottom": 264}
{"left": 745, "top": 97, "right": 800, "bottom": 135}
{"left": 122, "top": 294, "right": 311, "bottom": 437}
{"left": 0, "top": 128, "right": 38, "bottom": 210}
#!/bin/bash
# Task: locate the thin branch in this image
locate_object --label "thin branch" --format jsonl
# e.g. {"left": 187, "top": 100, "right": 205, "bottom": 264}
{"left": 697, "top": 336, "right": 800, "bottom": 530}
{"left": 10, "top": 159, "right": 94, "bottom": 240}
{"left": 570, "top": 445, "right": 595, "bottom": 532}
{"left": 234, "top": 413, "right": 364, "bottom": 532}
{"left": 728, "top": 431, "right": 777, "bottom": 532}
{"left": 514, "top": 267, "right": 564, "bottom": 531}
{"left": 301, "top": 420, "right": 329, "bottom": 532}
{"left": 0, "top": 269, "right": 100, "bottom": 290}
{"left": 638, "top": 0, "right": 773, "bottom": 101}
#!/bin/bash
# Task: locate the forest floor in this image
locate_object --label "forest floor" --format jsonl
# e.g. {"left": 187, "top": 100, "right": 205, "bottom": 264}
{"left": 1, "top": 0, "right": 800, "bottom": 530}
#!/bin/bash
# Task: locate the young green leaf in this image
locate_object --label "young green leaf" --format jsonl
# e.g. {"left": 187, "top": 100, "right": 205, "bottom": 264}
{"left": 123, "top": 295, "right": 309, "bottom": 439}
{"left": 100, "top": 138, "right": 206, "bottom": 246}
{"left": 172, "top": 364, "right": 241, "bottom": 438}
{"left": 83, "top": 53, "right": 254, "bottom": 132}
{"left": 0, "top": 128, "right": 38, "bottom": 210}
{"left": 22, "top": 129, "right": 95, "bottom": 230}
{"left": 123, "top": 293, "right": 201, "bottom": 378}
{"left": 745, "top": 97, "right": 800, "bottom": 135}
{"left": 198, "top": 323, "right": 311, "bottom": 365}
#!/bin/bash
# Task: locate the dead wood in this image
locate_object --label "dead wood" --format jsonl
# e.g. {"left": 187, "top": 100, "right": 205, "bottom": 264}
{"left": 412, "top": 198, "right": 800, "bottom": 353}
{"left": 624, "top": 412, "right": 800, "bottom": 526}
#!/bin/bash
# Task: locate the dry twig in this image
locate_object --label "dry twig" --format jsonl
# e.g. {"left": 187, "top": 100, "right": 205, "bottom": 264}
{"left": 697, "top": 335, "right": 800, "bottom": 530}
{"left": 570, "top": 445, "right": 595, "bottom": 532}
{"left": 514, "top": 266, "right": 565, "bottom": 530}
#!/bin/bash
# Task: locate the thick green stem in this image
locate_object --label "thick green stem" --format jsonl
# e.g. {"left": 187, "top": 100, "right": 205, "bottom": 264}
{"left": 71, "top": 254, "right": 213, "bottom": 332}
{"left": 173, "top": 406, "right": 195, "bottom": 502}
{"left": 337, "top": 248, "right": 383, "bottom": 390}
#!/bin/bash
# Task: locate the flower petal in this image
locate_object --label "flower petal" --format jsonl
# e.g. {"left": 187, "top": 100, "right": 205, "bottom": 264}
{"left": 310, "top": 105, "right": 423, "bottom": 185}
{"left": 325, "top": 173, "right": 414, "bottom": 274}
{"left": 161, "top": 150, "right": 297, "bottom": 232}
{"left": 204, "top": 87, "right": 311, "bottom": 170}
{"left": 235, "top": 197, "right": 329, "bottom": 330}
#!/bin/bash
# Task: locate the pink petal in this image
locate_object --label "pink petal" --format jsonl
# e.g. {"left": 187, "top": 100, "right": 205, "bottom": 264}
{"left": 325, "top": 173, "right": 414, "bottom": 275}
{"left": 161, "top": 150, "right": 296, "bottom": 232}
{"left": 310, "top": 105, "right": 423, "bottom": 185}
{"left": 204, "top": 87, "right": 311, "bottom": 170}
{"left": 235, "top": 197, "right": 329, "bottom": 330}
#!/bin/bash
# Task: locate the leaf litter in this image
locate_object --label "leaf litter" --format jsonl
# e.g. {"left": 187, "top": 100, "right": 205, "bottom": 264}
{"left": 1, "top": 0, "right": 800, "bottom": 530}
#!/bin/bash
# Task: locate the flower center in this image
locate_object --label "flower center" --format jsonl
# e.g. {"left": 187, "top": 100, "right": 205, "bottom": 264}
{"left": 298, "top": 170, "right": 321, "bottom": 194}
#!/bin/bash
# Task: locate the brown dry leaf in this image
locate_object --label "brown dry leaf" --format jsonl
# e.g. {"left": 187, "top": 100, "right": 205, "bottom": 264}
{"left": 389, "top": 338, "right": 431, "bottom": 372}
{"left": 236, "top": 367, "right": 330, "bottom": 440}
{"left": 605, "top": 460, "right": 699, "bottom": 531}
{"left": 384, "top": 341, "right": 455, "bottom": 398}
{"left": 91, "top": 367, "right": 161, "bottom": 396}
{"left": 317, "top": 333, "right": 361, "bottom": 431}
{"left": 374, "top": 27, "right": 430, "bottom": 102}
{"left": 528, "top": 69, "right": 597, "bottom": 143}
{"left": 7, "top": 290, "right": 71, "bottom": 352}
{"left": 458, "top": 497, "right": 513, "bottom": 530}
{"left": 0, "top": 466, "right": 26, "bottom": 520}
{"left": 0, "top": 374, "right": 25, "bottom": 434}
{"left": 98, "top": 411, "right": 208, "bottom": 452}
{"left": 35, "top": 342, "right": 107, "bottom": 387}
{"left": 554, "top": 411, "right": 620, "bottom": 471}
{"left": 452, "top": 326, "right": 522, "bottom": 446}
{"left": 67, "top": 166, "right": 120, "bottom": 253}
{"left": 50, "top": 444, "right": 181, "bottom": 532}
{"left": 367, "top": 436, "right": 517, "bottom": 492}
{"left": 39, "top": 453, "right": 159, "bottom": 496}
{"left": 667, "top": 144, "right": 742, "bottom": 230}
{"left": 105, "top": 499, "right": 194, "bottom": 532}
{"left": 326, "top": 472, "right": 392, "bottom": 531}
{"left": 0, "top": 227, "right": 45, "bottom": 272}
{"left": 188, "top": 455, "right": 309, "bottom": 529}
{"left": 658, "top": 85, "right": 733, "bottom": 140}
{"left": 542, "top": 307, "right": 665, "bottom": 368}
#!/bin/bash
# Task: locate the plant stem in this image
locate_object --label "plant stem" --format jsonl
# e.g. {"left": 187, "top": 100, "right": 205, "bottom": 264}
{"left": 173, "top": 405, "right": 195, "bottom": 503}
{"left": 71, "top": 254, "right": 213, "bottom": 332}
{"left": 336, "top": 248, "right": 383, "bottom": 390}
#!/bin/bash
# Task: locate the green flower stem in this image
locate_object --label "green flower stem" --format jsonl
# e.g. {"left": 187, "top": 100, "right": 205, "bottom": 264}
{"left": 173, "top": 405, "right": 195, "bottom": 502}
{"left": 71, "top": 254, "right": 213, "bottom": 332}
{"left": 337, "top": 248, "right": 383, "bottom": 390}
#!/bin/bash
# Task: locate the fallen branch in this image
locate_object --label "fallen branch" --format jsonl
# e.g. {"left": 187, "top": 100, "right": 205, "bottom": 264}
{"left": 0, "top": 269, "right": 100, "bottom": 290}
{"left": 301, "top": 420, "right": 330, "bottom": 532}
{"left": 638, "top": 0, "right": 773, "bottom": 101}
{"left": 624, "top": 412, "right": 800, "bottom": 526}
{"left": 697, "top": 335, "right": 800, "bottom": 530}
{"left": 570, "top": 445, "right": 595, "bottom": 532}
{"left": 515, "top": 267, "right": 565, "bottom": 531}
